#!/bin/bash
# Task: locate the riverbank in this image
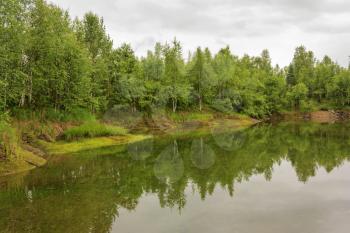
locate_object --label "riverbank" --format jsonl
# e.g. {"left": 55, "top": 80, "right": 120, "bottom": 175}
{"left": 2, "top": 109, "right": 350, "bottom": 177}
{"left": 38, "top": 111, "right": 258, "bottom": 155}
{"left": 270, "top": 110, "right": 350, "bottom": 123}
{"left": 0, "top": 111, "right": 258, "bottom": 176}
{"left": 0, "top": 147, "right": 46, "bottom": 177}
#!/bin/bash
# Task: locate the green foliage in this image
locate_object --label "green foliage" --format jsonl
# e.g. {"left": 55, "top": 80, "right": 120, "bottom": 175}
{"left": 326, "top": 70, "right": 350, "bottom": 106}
{"left": 74, "top": 12, "right": 113, "bottom": 112}
{"left": 162, "top": 39, "right": 191, "bottom": 112}
{"left": 62, "top": 121, "right": 128, "bottom": 141}
{"left": 299, "top": 100, "right": 319, "bottom": 113}
{"left": 0, "top": 118, "right": 18, "bottom": 160}
{"left": 210, "top": 98, "right": 233, "bottom": 113}
{"left": 289, "top": 46, "right": 316, "bottom": 90}
{"left": 61, "top": 108, "right": 96, "bottom": 122}
{"left": 187, "top": 47, "right": 216, "bottom": 111}
{"left": 0, "top": 0, "right": 31, "bottom": 111}
{"left": 168, "top": 112, "right": 214, "bottom": 123}
{"left": 287, "top": 83, "right": 308, "bottom": 109}
{"left": 11, "top": 108, "right": 95, "bottom": 122}
{"left": 1, "top": 0, "right": 350, "bottom": 122}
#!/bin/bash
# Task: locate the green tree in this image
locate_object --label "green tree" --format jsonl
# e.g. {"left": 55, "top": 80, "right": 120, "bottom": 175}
{"left": 108, "top": 43, "right": 138, "bottom": 108}
{"left": 74, "top": 12, "right": 113, "bottom": 112}
{"left": 27, "top": 0, "right": 92, "bottom": 110}
{"left": 0, "top": 0, "right": 31, "bottom": 110}
{"left": 326, "top": 70, "right": 350, "bottom": 107}
{"left": 314, "top": 56, "right": 340, "bottom": 102}
{"left": 287, "top": 83, "right": 308, "bottom": 109}
{"left": 289, "top": 46, "right": 315, "bottom": 93}
{"left": 118, "top": 64, "right": 145, "bottom": 112}
{"left": 188, "top": 47, "right": 216, "bottom": 111}
{"left": 212, "top": 46, "right": 236, "bottom": 100}
{"left": 140, "top": 43, "right": 165, "bottom": 113}
{"left": 264, "top": 67, "right": 287, "bottom": 114}
{"left": 163, "top": 40, "right": 190, "bottom": 112}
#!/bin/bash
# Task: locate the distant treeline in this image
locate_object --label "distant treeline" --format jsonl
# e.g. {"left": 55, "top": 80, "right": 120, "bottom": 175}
{"left": 1, "top": 0, "right": 350, "bottom": 118}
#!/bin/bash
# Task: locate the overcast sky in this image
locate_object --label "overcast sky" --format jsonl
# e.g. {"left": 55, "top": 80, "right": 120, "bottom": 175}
{"left": 50, "top": 0, "right": 350, "bottom": 67}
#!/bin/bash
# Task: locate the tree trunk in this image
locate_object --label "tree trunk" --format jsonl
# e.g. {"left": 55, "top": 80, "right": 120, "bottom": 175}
{"left": 4, "top": 73, "right": 7, "bottom": 111}
{"left": 199, "top": 95, "right": 202, "bottom": 112}
{"left": 20, "top": 90, "right": 25, "bottom": 107}
{"left": 172, "top": 98, "right": 177, "bottom": 113}
{"left": 29, "top": 74, "right": 33, "bottom": 106}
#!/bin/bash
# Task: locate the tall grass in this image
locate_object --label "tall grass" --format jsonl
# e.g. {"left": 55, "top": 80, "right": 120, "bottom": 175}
{"left": 168, "top": 112, "right": 214, "bottom": 123}
{"left": 62, "top": 121, "right": 128, "bottom": 141}
{"left": 0, "top": 119, "right": 18, "bottom": 160}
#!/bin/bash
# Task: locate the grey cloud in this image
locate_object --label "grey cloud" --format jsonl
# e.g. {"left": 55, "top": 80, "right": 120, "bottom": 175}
{"left": 109, "top": 0, "right": 350, "bottom": 37}
{"left": 50, "top": 0, "right": 350, "bottom": 66}
{"left": 134, "top": 36, "right": 157, "bottom": 51}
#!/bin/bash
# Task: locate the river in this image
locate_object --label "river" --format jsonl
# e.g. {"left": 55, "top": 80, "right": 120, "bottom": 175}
{"left": 1, "top": 122, "right": 350, "bottom": 233}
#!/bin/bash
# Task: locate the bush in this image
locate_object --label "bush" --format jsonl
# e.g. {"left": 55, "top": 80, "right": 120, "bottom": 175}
{"left": 62, "top": 121, "right": 128, "bottom": 141}
{"left": 61, "top": 108, "right": 95, "bottom": 122}
{"left": 11, "top": 109, "right": 35, "bottom": 121}
{"left": 11, "top": 108, "right": 95, "bottom": 123}
{"left": 300, "top": 100, "right": 318, "bottom": 113}
{"left": 210, "top": 98, "right": 233, "bottom": 113}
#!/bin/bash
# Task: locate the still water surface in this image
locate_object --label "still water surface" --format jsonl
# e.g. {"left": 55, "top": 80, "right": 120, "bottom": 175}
{"left": 1, "top": 122, "right": 350, "bottom": 233}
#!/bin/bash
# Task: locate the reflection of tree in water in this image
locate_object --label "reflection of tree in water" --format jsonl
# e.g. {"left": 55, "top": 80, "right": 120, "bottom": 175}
{"left": 1, "top": 123, "right": 350, "bottom": 232}
{"left": 128, "top": 138, "right": 153, "bottom": 161}
{"left": 211, "top": 127, "right": 247, "bottom": 151}
{"left": 191, "top": 138, "right": 215, "bottom": 169}
{"left": 154, "top": 140, "right": 184, "bottom": 184}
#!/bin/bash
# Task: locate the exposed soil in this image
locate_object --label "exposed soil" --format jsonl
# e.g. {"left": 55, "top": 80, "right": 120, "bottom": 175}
{"left": 272, "top": 110, "right": 350, "bottom": 123}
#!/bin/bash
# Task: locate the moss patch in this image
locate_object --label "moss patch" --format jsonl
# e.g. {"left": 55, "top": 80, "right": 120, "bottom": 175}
{"left": 39, "top": 134, "right": 150, "bottom": 155}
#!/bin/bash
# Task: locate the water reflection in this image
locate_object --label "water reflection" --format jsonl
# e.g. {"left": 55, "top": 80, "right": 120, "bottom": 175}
{"left": 1, "top": 122, "right": 350, "bottom": 232}
{"left": 154, "top": 140, "right": 184, "bottom": 184}
{"left": 191, "top": 138, "right": 215, "bottom": 169}
{"left": 128, "top": 138, "right": 153, "bottom": 161}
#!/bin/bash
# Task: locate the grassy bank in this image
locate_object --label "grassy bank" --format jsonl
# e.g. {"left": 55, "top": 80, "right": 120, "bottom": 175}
{"left": 0, "top": 117, "right": 47, "bottom": 176}
{"left": 130, "top": 109, "right": 258, "bottom": 133}
{"left": 38, "top": 111, "right": 256, "bottom": 155}
{"left": 0, "top": 109, "right": 258, "bottom": 176}
{"left": 62, "top": 121, "right": 128, "bottom": 141}
{"left": 0, "top": 147, "right": 47, "bottom": 177}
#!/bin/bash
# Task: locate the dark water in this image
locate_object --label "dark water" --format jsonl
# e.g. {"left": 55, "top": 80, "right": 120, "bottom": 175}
{"left": 1, "top": 122, "right": 350, "bottom": 233}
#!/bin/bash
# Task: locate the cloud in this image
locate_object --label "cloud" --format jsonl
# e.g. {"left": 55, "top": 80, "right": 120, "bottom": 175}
{"left": 50, "top": 0, "right": 350, "bottom": 66}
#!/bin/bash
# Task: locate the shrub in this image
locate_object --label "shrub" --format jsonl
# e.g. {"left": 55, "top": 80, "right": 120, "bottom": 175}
{"left": 103, "top": 105, "right": 143, "bottom": 125}
{"left": 11, "top": 108, "right": 95, "bottom": 123}
{"left": 210, "top": 98, "right": 234, "bottom": 114}
{"left": 62, "top": 121, "right": 128, "bottom": 141}
{"left": 61, "top": 108, "right": 95, "bottom": 122}
{"left": 300, "top": 100, "right": 318, "bottom": 113}
{"left": 11, "top": 109, "right": 35, "bottom": 121}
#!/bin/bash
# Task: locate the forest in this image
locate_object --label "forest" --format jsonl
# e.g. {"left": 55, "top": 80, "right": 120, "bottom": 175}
{"left": 2, "top": 0, "right": 350, "bottom": 121}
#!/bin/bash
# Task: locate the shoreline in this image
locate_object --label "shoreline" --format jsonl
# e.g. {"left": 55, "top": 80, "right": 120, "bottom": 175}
{"left": 0, "top": 114, "right": 257, "bottom": 177}
{"left": 0, "top": 146, "right": 47, "bottom": 177}
{"left": 269, "top": 110, "right": 350, "bottom": 123}
{"left": 1, "top": 110, "right": 349, "bottom": 177}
